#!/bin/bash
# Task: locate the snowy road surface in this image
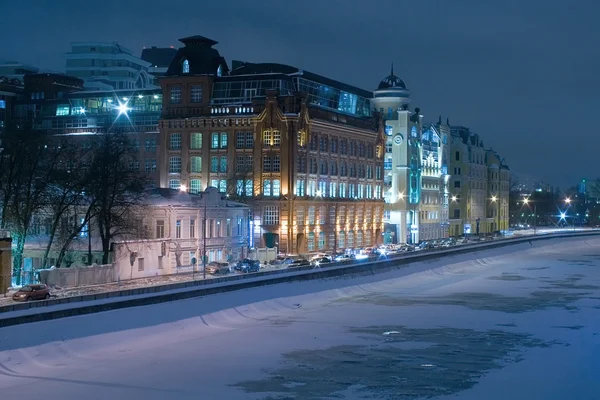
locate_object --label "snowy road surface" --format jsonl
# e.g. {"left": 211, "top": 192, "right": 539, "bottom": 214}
{"left": 1, "top": 236, "right": 600, "bottom": 399}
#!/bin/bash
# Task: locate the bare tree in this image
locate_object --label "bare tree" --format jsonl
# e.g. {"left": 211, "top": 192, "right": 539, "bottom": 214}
{"left": 87, "top": 133, "right": 149, "bottom": 264}
{"left": 0, "top": 127, "right": 63, "bottom": 284}
{"left": 226, "top": 164, "right": 254, "bottom": 203}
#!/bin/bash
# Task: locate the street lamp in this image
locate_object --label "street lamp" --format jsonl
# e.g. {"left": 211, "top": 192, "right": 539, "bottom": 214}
{"left": 523, "top": 198, "right": 537, "bottom": 235}
{"left": 564, "top": 197, "right": 575, "bottom": 231}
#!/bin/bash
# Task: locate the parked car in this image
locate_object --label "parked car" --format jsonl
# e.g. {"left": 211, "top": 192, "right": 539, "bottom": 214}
{"left": 310, "top": 253, "right": 332, "bottom": 262}
{"left": 334, "top": 254, "right": 355, "bottom": 262}
{"left": 12, "top": 284, "right": 50, "bottom": 302}
{"left": 234, "top": 258, "right": 256, "bottom": 271}
{"left": 239, "top": 259, "right": 260, "bottom": 273}
{"left": 311, "top": 257, "right": 332, "bottom": 266}
{"left": 205, "top": 261, "right": 231, "bottom": 275}
{"left": 287, "top": 259, "right": 310, "bottom": 268}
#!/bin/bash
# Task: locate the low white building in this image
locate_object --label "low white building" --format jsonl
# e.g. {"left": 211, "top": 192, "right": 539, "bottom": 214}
{"left": 112, "top": 187, "right": 249, "bottom": 279}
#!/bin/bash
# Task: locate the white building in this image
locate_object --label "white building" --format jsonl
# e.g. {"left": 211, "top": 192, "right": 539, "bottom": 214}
{"left": 113, "top": 187, "right": 250, "bottom": 277}
{"left": 65, "top": 42, "right": 155, "bottom": 90}
{"left": 371, "top": 67, "right": 422, "bottom": 244}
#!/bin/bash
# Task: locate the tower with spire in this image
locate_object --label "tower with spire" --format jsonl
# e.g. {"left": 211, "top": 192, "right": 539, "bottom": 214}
{"left": 371, "top": 66, "right": 422, "bottom": 245}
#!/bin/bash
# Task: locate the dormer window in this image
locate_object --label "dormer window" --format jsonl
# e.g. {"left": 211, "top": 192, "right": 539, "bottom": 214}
{"left": 217, "top": 64, "right": 223, "bottom": 77}
{"left": 182, "top": 59, "right": 190, "bottom": 74}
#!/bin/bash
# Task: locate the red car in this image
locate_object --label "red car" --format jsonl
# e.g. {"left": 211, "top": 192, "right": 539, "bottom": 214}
{"left": 12, "top": 284, "right": 51, "bottom": 302}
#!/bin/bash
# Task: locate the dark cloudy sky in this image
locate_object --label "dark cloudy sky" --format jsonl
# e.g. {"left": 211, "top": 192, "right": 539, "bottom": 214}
{"left": 3, "top": 0, "right": 598, "bottom": 189}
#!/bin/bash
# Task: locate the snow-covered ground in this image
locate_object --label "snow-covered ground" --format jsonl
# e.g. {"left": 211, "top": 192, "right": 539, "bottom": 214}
{"left": 1, "top": 235, "right": 600, "bottom": 399}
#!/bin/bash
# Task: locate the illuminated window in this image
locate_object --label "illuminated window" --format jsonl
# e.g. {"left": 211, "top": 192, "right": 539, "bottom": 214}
{"left": 297, "top": 130, "right": 307, "bottom": 148}
{"left": 219, "top": 156, "right": 227, "bottom": 173}
{"left": 210, "top": 156, "right": 218, "bottom": 172}
{"left": 190, "top": 179, "right": 202, "bottom": 194}
{"left": 169, "top": 133, "right": 181, "bottom": 150}
{"left": 272, "top": 179, "right": 280, "bottom": 196}
{"left": 190, "top": 133, "right": 203, "bottom": 149}
{"left": 220, "top": 132, "right": 227, "bottom": 148}
{"left": 308, "top": 206, "right": 315, "bottom": 225}
{"left": 263, "top": 206, "right": 280, "bottom": 225}
{"left": 56, "top": 105, "right": 70, "bottom": 116}
{"left": 245, "top": 180, "right": 253, "bottom": 196}
{"left": 169, "top": 156, "right": 182, "bottom": 173}
{"left": 217, "top": 64, "right": 223, "bottom": 77}
{"left": 273, "top": 130, "right": 281, "bottom": 147}
{"left": 182, "top": 59, "right": 190, "bottom": 74}
{"left": 307, "top": 232, "right": 315, "bottom": 252}
{"left": 211, "top": 133, "right": 219, "bottom": 149}
{"left": 190, "top": 156, "right": 202, "bottom": 173}
{"left": 176, "top": 220, "right": 182, "bottom": 238}
{"left": 169, "top": 179, "right": 180, "bottom": 190}
{"left": 263, "top": 130, "right": 272, "bottom": 147}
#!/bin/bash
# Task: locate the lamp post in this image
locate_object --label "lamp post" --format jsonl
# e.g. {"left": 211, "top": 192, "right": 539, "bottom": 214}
{"left": 203, "top": 192, "right": 207, "bottom": 280}
{"left": 523, "top": 198, "right": 536, "bottom": 235}
{"left": 565, "top": 197, "right": 575, "bottom": 231}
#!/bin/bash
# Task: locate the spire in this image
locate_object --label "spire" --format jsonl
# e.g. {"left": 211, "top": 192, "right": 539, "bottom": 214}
{"left": 391, "top": 63, "right": 394, "bottom": 76}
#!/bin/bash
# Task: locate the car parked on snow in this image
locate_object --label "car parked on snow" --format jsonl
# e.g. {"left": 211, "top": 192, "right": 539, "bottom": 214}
{"left": 12, "top": 284, "right": 50, "bottom": 302}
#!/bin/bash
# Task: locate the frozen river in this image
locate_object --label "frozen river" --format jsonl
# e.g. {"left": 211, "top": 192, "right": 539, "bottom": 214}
{"left": 1, "top": 236, "right": 600, "bottom": 399}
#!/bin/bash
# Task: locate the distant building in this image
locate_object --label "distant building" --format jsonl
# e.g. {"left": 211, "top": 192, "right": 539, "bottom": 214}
{"left": 141, "top": 46, "right": 178, "bottom": 78}
{"left": 65, "top": 42, "right": 155, "bottom": 90}
{"left": 0, "top": 75, "right": 23, "bottom": 132}
{"left": 0, "top": 61, "right": 39, "bottom": 81}
{"left": 13, "top": 74, "right": 162, "bottom": 186}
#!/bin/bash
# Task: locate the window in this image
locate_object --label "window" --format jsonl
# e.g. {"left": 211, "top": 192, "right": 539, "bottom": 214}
{"left": 128, "top": 160, "right": 139, "bottom": 170}
{"left": 211, "top": 179, "right": 227, "bottom": 192}
{"left": 297, "top": 207, "right": 305, "bottom": 225}
{"left": 217, "top": 64, "right": 223, "bottom": 77}
{"left": 263, "top": 130, "right": 272, "bottom": 147}
{"left": 295, "top": 180, "right": 305, "bottom": 196}
{"left": 190, "top": 133, "right": 202, "bottom": 149}
{"left": 245, "top": 180, "right": 253, "bottom": 196}
{"left": 329, "top": 182, "right": 337, "bottom": 197}
{"left": 297, "top": 130, "right": 307, "bottom": 147}
{"left": 263, "top": 179, "right": 271, "bottom": 196}
{"left": 273, "top": 130, "right": 281, "bottom": 147}
{"left": 307, "top": 232, "right": 315, "bottom": 252}
{"left": 190, "top": 156, "right": 202, "bottom": 173}
{"left": 454, "top": 181, "right": 461, "bottom": 188}
{"left": 190, "top": 179, "right": 202, "bottom": 194}
{"left": 182, "top": 59, "right": 190, "bottom": 74}
{"left": 236, "top": 132, "right": 245, "bottom": 148}
{"left": 156, "top": 220, "right": 165, "bottom": 238}
{"left": 245, "top": 132, "right": 254, "bottom": 148}
{"left": 169, "top": 133, "right": 181, "bottom": 150}
{"left": 220, "top": 156, "right": 227, "bottom": 173}
{"left": 56, "top": 105, "right": 70, "bottom": 116}
{"left": 169, "top": 156, "right": 182, "bottom": 173}
{"left": 220, "top": 132, "right": 228, "bottom": 148}
{"left": 169, "top": 179, "right": 180, "bottom": 190}
{"left": 455, "top": 151, "right": 460, "bottom": 161}
{"left": 190, "top": 85, "right": 202, "bottom": 102}
{"left": 263, "top": 155, "right": 271, "bottom": 172}
{"left": 145, "top": 138, "right": 157, "bottom": 152}
{"left": 272, "top": 179, "right": 280, "bottom": 196}
{"left": 236, "top": 155, "right": 245, "bottom": 172}
{"left": 263, "top": 206, "right": 280, "bottom": 225}
{"left": 453, "top": 209, "right": 460, "bottom": 219}
{"left": 308, "top": 206, "right": 315, "bottom": 225}
{"left": 211, "top": 133, "right": 219, "bottom": 149}
{"left": 144, "top": 159, "right": 156, "bottom": 173}
{"left": 210, "top": 156, "right": 218, "bottom": 172}
{"left": 176, "top": 220, "right": 182, "bottom": 238}
{"left": 0, "top": 100, "right": 5, "bottom": 109}
{"left": 170, "top": 86, "right": 181, "bottom": 104}
{"left": 272, "top": 155, "right": 280, "bottom": 172}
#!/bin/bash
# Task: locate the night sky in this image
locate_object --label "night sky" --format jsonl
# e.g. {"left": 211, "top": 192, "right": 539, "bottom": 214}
{"left": 3, "top": 0, "right": 598, "bottom": 189}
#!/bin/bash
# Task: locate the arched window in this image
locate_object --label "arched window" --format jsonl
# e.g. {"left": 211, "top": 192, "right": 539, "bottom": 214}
{"left": 182, "top": 59, "right": 190, "bottom": 74}
{"left": 217, "top": 64, "right": 223, "bottom": 77}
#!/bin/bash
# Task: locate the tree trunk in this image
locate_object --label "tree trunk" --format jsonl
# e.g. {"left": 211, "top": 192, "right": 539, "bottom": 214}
{"left": 41, "top": 214, "right": 62, "bottom": 269}
{"left": 88, "top": 228, "right": 92, "bottom": 265}
{"left": 101, "top": 235, "right": 111, "bottom": 264}
{"left": 12, "top": 234, "right": 25, "bottom": 286}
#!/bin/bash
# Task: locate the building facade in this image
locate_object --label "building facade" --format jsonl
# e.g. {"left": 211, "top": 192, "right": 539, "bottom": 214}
{"left": 157, "top": 35, "right": 385, "bottom": 255}
{"left": 448, "top": 125, "right": 510, "bottom": 236}
{"left": 65, "top": 42, "right": 155, "bottom": 90}
{"left": 12, "top": 73, "right": 162, "bottom": 186}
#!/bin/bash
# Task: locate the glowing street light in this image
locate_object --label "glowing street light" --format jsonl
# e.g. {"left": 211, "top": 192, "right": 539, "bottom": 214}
{"left": 491, "top": 196, "right": 497, "bottom": 202}
{"left": 565, "top": 198, "right": 571, "bottom": 205}
{"left": 560, "top": 212, "right": 566, "bottom": 219}
{"left": 117, "top": 101, "right": 130, "bottom": 115}
{"left": 316, "top": 190, "right": 322, "bottom": 197}
{"left": 179, "top": 184, "right": 187, "bottom": 192}
{"left": 451, "top": 195, "right": 458, "bottom": 202}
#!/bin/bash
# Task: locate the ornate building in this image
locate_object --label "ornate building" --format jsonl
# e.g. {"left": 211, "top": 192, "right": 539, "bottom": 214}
{"left": 157, "top": 35, "right": 385, "bottom": 254}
